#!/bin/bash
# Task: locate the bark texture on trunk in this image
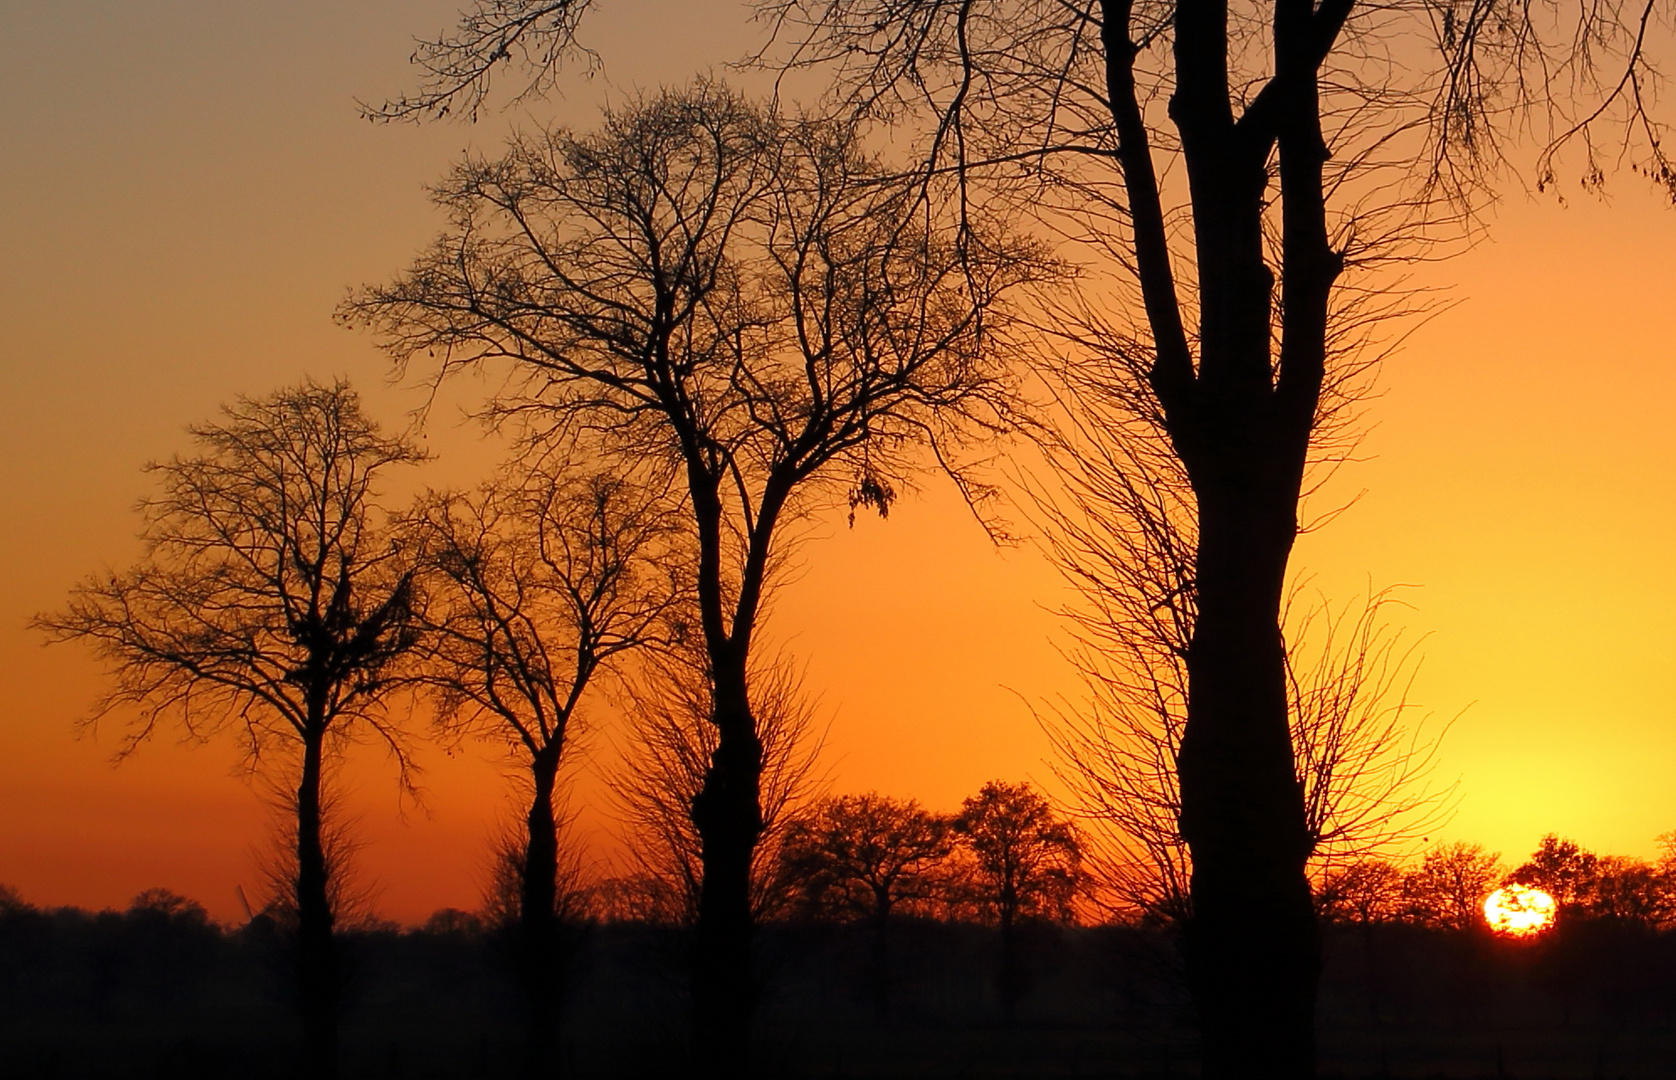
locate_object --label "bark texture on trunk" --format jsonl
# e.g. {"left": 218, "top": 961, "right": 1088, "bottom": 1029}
{"left": 690, "top": 651, "right": 763, "bottom": 1079}
{"left": 295, "top": 732, "right": 340, "bottom": 1080}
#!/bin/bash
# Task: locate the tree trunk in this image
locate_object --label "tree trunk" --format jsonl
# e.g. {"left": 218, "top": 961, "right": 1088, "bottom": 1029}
{"left": 521, "top": 746, "right": 564, "bottom": 1079}
{"left": 869, "top": 889, "right": 892, "bottom": 1022}
{"left": 689, "top": 650, "right": 763, "bottom": 1079}
{"left": 1177, "top": 464, "right": 1319, "bottom": 1079}
{"left": 295, "top": 731, "right": 339, "bottom": 1080}
{"left": 998, "top": 886, "right": 1023, "bottom": 1024}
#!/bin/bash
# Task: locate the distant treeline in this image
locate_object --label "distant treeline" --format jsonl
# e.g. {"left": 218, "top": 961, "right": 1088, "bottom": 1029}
{"left": 7, "top": 876, "right": 1676, "bottom": 1079}
{"left": 1314, "top": 834, "right": 1676, "bottom": 932}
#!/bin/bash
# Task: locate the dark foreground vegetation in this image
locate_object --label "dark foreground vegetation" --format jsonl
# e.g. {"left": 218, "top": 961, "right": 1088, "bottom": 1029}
{"left": 5, "top": 889, "right": 1676, "bottom": 1080}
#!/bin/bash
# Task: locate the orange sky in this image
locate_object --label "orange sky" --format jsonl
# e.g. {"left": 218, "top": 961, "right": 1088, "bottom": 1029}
{"left": 1, "top": 0, "right": 1673, "bottom": 925}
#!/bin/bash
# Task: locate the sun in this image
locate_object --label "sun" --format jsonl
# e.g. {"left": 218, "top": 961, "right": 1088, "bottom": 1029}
{"left": 1483, "top": 884, "right": 1557, "bottom": 936}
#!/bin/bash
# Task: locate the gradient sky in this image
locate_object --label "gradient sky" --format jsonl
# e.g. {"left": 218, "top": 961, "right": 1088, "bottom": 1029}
{"left": 2, "top": 0, "right": 1673, "bottom": 925}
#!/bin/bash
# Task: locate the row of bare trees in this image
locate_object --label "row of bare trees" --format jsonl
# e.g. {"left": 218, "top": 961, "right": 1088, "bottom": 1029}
{"left": 26, "top": 370, "right": 1659, "bottom": 1070}
{"left": 42, "top": 78, "right": 1052, "bottom": 1079}
{"left": 1320, "top": 836, "right": 1676, "bottom": 932}
{"left": 782, "top": 783, "right": 1080, "bottom": 1019}
{"left": 35, "top": 382, "right": 696, "bottom": 1078}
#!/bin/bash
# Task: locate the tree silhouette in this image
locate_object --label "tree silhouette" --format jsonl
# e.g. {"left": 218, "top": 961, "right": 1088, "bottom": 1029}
{"left": 954, "top": 780, "right": 1081, "bottom": 1020}
{"left": 745, "top": 0, "right": 1673, "bottom": 1068}
{"left": 368, "top": 2, "right": 1672, "bottom": 1066}
{"left": 608, "top": 644, "right": 828, "bottom": 927}
{"left": 782, "top": 793, "right": 957, "bottom": 925}
{"left": 35, "top": 380, "right": 423, "bottom": 1079}
{"left": 1314, "top": 859, "right": 1405, "bottom": 925}
{"left": 1509, "top": 835, "right": 1676, "bottom": 928}
{"left": 1509, "top": 836, "right": 1599, "bottom": 908}
{"left": 1400, "top": 842, "right": 1502, "bottom": 932}
{"left": 1042, "top": 530, "right": 1448, "bottom": 927}
{"left": 348, "top": 82, "right": 1046, "bottom": 1074}
{"left": 405, "top": 460, "right": 685, "bottom": 1078}
{"left": 779, "top": 792, "right": 956, "bottom": 1016}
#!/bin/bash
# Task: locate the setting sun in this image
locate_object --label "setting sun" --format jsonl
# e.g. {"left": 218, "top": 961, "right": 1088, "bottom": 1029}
{"left": 1483, "top": 885, "right": 1558, "bottom": 937}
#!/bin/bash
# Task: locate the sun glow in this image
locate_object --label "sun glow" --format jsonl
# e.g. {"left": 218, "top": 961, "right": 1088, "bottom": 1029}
{"left": 1483, "top": 884, "right": 1557, "bottom": 936}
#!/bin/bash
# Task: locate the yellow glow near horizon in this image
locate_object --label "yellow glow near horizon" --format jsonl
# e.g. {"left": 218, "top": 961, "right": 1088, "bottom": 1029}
{"left": 1483, "top": 885, "right": 1557, "bottom": 937}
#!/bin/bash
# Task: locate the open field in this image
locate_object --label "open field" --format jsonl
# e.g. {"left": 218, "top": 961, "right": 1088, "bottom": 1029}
{"left": 6, "top": 907, "right": 1676, "bottom": 1079}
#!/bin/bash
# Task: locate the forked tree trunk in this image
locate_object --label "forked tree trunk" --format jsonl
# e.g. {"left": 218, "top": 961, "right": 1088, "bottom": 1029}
{"left": 521, "top": 745, "right": 564, "bottom": 1079}
{"left": 689, "top": 651, "right": 763, "bottom": 1079}
{"left": 295, "top": 731, "right": 339, "bottom": 1080}
{"left": 1134, "top": 23, "right": 1335, "bottom": 1065}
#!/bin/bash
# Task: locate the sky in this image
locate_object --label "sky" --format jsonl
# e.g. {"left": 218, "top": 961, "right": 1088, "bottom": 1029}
{"left": 1, "top": 0, "right": 1673, "bottom": 925}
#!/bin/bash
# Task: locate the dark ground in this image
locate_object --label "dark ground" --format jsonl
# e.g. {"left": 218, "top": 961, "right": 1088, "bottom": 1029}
{"left": 3, "top": 903, "right": 1676, "bottom": 1078}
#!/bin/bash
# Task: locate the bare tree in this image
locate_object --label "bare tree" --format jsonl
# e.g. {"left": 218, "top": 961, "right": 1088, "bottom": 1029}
{"left": 1043, "top": 575, "right": 1449, "bottom": 925}
{"left": 1400, "top": 842, "right": 1503, "bottom": 931}
{"left": 35, "top": 380, "right": 423, "bottom": 1079}
{"left": 1507, "top": 835, "right": 1601, "bottom": 910}
{"left": 778, "top": 792, "right": 957, "bottom": 1017}
{"left": 1314, "top": 858, "right": 1406, "bottom": 924}
{"left": 780, "top": 793, "right": 957, "bottom": 925}
{"left": 951, "top": 780, "right": 1081, "bottom": 1021}
{"left": 954, "top": 781, "right": 1083, "bottom": 925}
{"left": 609, "top": 644, "right": 828, "bottom": 927}
{"left": 346, "top": 81, "right": 1048, "bottom": 1073}
{"left": 1574, "top": 857, "right": 1676, "bottom": 928}
{"left": 747, "top": 0, "right": 1672, "bottom": 1070}
{"left": 405, "top": 460, "right": 685, "bottom": 1078}
{"left": 1030, "top": 341, "right": 1448, "bottom": 925}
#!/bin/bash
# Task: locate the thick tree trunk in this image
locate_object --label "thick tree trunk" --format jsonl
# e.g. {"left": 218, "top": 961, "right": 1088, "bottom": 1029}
{"left": 295, "top": 731, "right": 339, "bottom": 1080}
{"left": 521, "top": 746, "right": 564, "bottom": 1079}
{"left": 689, "top": 651, "right": 763, "bottom": 1079}
{"left": 1177, "top": 461, "right": 1319, "bottom": 1079}
{"left": 1101, "top": 0, "right": 1339, "bottom": 1068}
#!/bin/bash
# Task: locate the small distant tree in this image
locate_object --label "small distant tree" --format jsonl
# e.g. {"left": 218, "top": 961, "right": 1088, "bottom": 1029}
{"left": 407, "top": 461, "right": 684, "bottom": 1077}
{"left": 1581, "top": 857, "right": 1676, "bottom": 928}
{"left": 1314, "top": 859, "right": 1405, "bottom": 925}
{"left": 1508, "top": 835, "right": 1600, "bottom": 909}
{"left": 1401, "top": 843, "right": 1502, "bottom": 932}
{"left": 954, "top": 780, "right": 1081, "bottom": 1020}
{"left": 35, "top": 381, "right": 424, "bottom": 1079}
{"left": 956, "top": 782, "right": 1083, "bottom": 927}
{"left": 420, "top": 908, "right": 488, "bottom": 937}
{"left": 585, "top": 873, "right": 691, "bottom": 926}
{"left": 779, "top": 792, "right": 957, "bottom": 1017}
{"left": 127, "top": 889, "right": 212, "bottom": 926}
{"left": 781, "top": 794, "right": 956, "bottom": 925}
{"left": 0, "top": 884, "right": 29, "bottom": 916}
